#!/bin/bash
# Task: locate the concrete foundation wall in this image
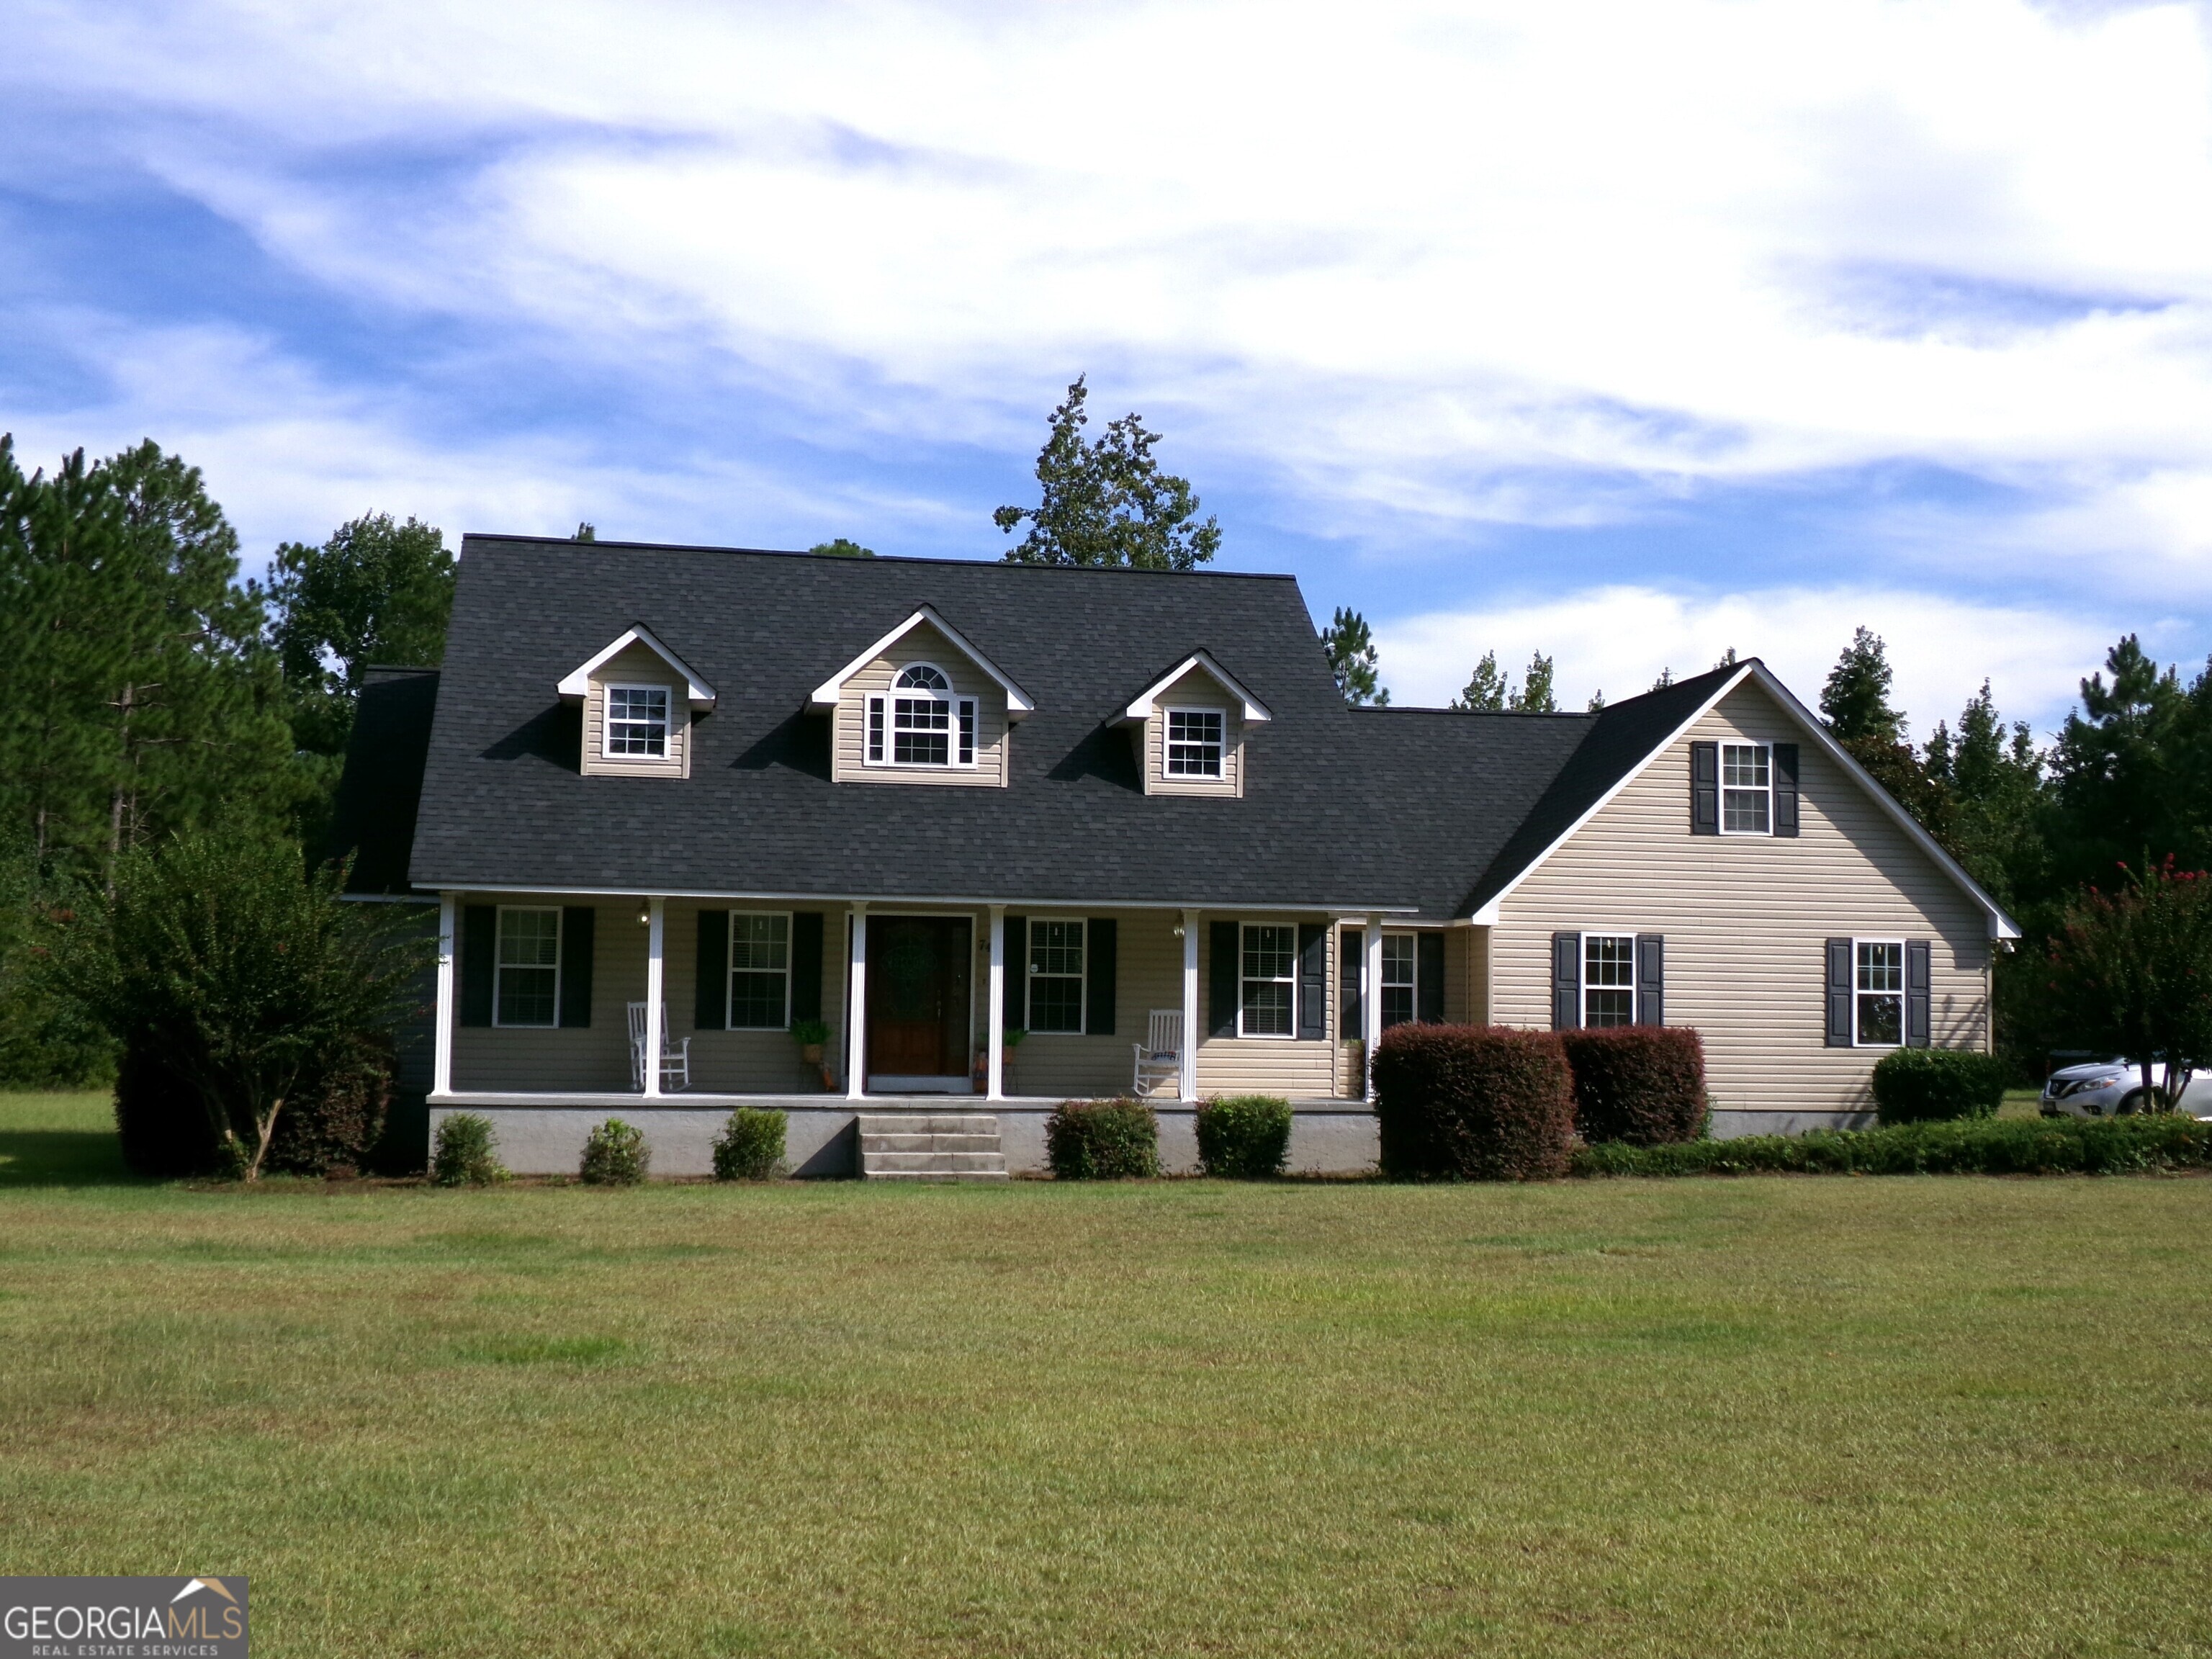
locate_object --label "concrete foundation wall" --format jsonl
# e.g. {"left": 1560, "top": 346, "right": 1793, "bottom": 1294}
{"left": 431, "top": 1100, "right": 1381, "bottom": 1178}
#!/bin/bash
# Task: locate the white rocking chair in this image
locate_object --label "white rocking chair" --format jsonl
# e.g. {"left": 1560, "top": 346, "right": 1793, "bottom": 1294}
{"left": 1132, "top": 1008, "right": 1184, "bottom": 1099}
{"left": 626, "top": 1001, "right": 691, "bottom": 1092}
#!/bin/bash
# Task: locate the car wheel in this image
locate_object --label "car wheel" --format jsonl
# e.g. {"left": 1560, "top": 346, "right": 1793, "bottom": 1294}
{"left": 2118, "top": 1089, "right": 2168, "bottom": 1115}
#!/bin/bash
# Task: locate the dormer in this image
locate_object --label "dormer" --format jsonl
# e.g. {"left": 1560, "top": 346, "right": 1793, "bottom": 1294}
{"left": 557, "top": 624, "right": 716, "bottom": 779}
{"left": 809, "top": 606, "right": 1032, "bottom": 788}
{"left": 1115, "top": 652, "right": 1272, "bottom": 798}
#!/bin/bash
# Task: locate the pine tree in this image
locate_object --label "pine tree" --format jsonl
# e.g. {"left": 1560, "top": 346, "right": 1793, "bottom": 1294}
{"left": 1507, "top": 652, "right": 1557, "bottom": 713}
{"left": 1448, "top": 652, "right": 1506, "bottom": 711}
{"left": 1321, "top": 608, "right": 1388, "bottom": 706}
{"left": 994, "top": 377, "right": 1221, "bottom": 570}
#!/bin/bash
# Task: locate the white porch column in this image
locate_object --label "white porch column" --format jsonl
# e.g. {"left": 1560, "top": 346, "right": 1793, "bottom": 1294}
{"left": 433, "top": 892, "right": 456, "bottom": 1097}
{"left": 642, "top": 896, "right": 666, "bottom": 1097}
{"left": 986, "top": 905, "right": 1007, "bottom": 1101}
{"left": 1362, "top": 915, "right": 1384, "bottom": 1100}
{"left": 1179, "top": 909, "right": 1200, "bottom": 1103}
{"left": 846, "top": 904, "right": 869, "bottom": 1100}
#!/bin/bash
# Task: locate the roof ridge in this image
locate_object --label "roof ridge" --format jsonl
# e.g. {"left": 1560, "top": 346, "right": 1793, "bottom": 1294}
{"left": 458, "top": 534, "right": 1300, "bottom": 581}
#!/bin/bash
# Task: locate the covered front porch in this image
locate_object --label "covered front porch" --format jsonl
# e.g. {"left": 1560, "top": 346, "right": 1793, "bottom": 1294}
{"left": 427, "top": 892, "right": 1435, "bottom": 1110}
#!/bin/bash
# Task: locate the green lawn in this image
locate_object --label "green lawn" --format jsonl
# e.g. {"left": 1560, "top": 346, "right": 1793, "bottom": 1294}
{"left": 1, "top": 1093, "right": 2208, "bottom": 1657}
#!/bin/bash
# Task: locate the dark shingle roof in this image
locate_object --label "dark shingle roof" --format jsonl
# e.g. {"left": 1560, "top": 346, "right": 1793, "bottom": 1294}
{"left": 326, "top": 665, "right": 440, "bottom": 895}
{"left": 408, "top": 536, "right": 1412, "bottom": 909}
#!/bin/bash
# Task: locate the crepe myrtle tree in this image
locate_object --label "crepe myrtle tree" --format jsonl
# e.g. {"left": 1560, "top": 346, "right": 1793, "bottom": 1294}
{"left": 2043, "top": 856, "right": 2212, "bottom": 1109}
{"left": 42, "top": 827, "right": 431, "bottom": 1179}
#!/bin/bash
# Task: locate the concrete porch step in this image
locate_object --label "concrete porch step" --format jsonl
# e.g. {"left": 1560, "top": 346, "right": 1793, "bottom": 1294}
{"left": 858, "top": 1113, "right": 1007, "bottom": 1181}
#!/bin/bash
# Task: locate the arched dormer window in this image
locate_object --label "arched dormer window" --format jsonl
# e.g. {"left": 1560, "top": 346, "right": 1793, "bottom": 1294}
{"left": 866, "top": 662, "right": 978, "bottom": 768}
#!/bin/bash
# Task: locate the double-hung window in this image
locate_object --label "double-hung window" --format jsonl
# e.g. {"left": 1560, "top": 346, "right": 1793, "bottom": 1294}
{"left": 1855, "top": 940, "right": 1904, "bottom": 1046}
{"left": 1381, "top": 934, "right": 1416, "bottom": 1029}
{"left": 606, "top": 685, "right": 670, "bottom": 757}
{"left": 729, "top": 913, "right": 791, "bottom": 1029}
{"left": 1166, "top": 709, "right": 1223, "bottom": 777}
{"left": 866, "top": 664, "right": 979, "bottom": 768}
{"left": 1028, "top": 920, "right": 1087, "bottom": 1033}
{"left": 495, "top": 907, "right": 561, "bottom": 1027}
{"left": 1721, "top": 742, "right": 1772, "bottom": 834}
{"left": 1241, "top": 924, "right": 1297, "bottom": 1038}
{"left": 1583, "top": 934, "right": 1636, "bottom": 1028}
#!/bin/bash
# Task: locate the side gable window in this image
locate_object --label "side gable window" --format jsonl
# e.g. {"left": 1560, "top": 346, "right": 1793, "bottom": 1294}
{"left": 866, "top": 663, "right": 979, "bottom": 770}
{"left": 1166, "top": 709, "right": 1223, "bottom": 777}
{"left": 1583, "top": 934, "right": 1636, "bottom": 1027}
{"left": 606, "top": 685, "right": 670, "bottom": 757}
{"left": 495, "top": 907, "right": 561, "bottom": 1027}
{"left": 1720, "top": 742, "right": 1771, "bottom": 834}
{"left": 1854, "top": 940, "right": 1904, "bottom": 1046}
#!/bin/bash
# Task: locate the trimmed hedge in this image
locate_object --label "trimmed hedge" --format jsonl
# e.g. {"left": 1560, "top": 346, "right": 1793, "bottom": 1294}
{"left": 712, "top": 1107, "right": 786, "bottom": 1180}
{"left": 1046, "top": 1099, "right": 1159, "bottom": 1179}
{"left": 1372, "top": 1023, "right": 1574, "bottom": 1181}
{"left": 1196, "top": 1095, "right": 1292, "bottom": 1178}
{"left": 432, "top": 1112, "right": 507, "bottom": 1187}
{"left": 1572, "top": 1114, "right": 2212, "bottom": 1178}
{"left": 1560, "top": 1027, "right": 1706, "bottom": 1146}
{"left": 580, "top": 1118, "right": 649, "bottom": 1185}
{"left": 1871, "top": 1048, "right": 2011, "bottom": 1125}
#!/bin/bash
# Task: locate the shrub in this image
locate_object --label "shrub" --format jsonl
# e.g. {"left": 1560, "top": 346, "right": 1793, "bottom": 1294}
{"left": 580, "top": 1118, "right": 649, "bottom": 1185}
{"left": 264, "top": 1036, "right": 395, "bottom": 1176}
{"left": 433, "top": 1112, "right": 507, "bottom": 1187}
{"left": 1569, "top": 1114, "right": 2212, "bottom": 1178}
{"left": 1372, "top": 1023, "right": 1574, "bottom": 1181}
{"left": 1046, "top": 1098, "right": 1159, "bottom": 1179}
{"left": 1560, "top": 1027, "right": 1707, "bottom": 1145}
{"left": 1196, "top": 1095, "right": 1292, "bottom": 1178}
{"left": 1871, "top": 1048, "right": 2012, "bottom": 1125}
{"left": 713, "top": 1107, "right": 786, "bottom": 1180}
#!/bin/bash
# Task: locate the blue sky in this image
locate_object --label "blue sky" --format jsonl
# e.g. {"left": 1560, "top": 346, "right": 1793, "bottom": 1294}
{"left": 5, "top": 0, "right": 2211, "bottom": 733}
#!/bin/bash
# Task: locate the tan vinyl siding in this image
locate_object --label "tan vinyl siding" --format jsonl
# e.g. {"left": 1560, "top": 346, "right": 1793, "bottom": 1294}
{"left": 1142, "top": 667, "right": 1244, "bottom": 796}
{"left": 1007, "top": 910, "right": 1182, "bottom": 1100}
{"left": 580, "top": 642, "right": 689, "bottom": 778}
{"left": 1195, "top": 914, "right": 1339, "bottom": 1100}
{"left": 1491, "top": 681, "right": 1992, "bottom": 1115}
{"left": 832, "top": 622, "right": 1009, "bottom": 787}
{"left": 1446, "top": 925, "right": 1486, "bottom": 1025}
{"left": 452, "top": 900, "right": 639, "bottom": 1091}
{"left": 669, "top": 901, "right": 850, "bottom": 1094}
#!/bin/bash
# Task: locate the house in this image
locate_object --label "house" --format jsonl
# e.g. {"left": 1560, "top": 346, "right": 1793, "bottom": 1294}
{"left": 331, "top": 534, "right": 2019, "bottom": 1175}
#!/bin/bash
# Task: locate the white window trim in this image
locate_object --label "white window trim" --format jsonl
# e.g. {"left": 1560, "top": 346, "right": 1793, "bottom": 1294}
{"left": 1238, "top": 922, "right": 1298, "bottom": 1040}
{"left": 863, "top": 662, "right": 980, "bottom": 770}
{"left": 602, "top": 681, "right": 674, "bottom": 761}
{"left": 1025, "top": 917, "right": 1087, "bottom": 1037}
{"left": 1852, "top": 936, "right": 1907, "bottom": 1048}
{"left": 726, "top": 909, "right": 793, "bottom": 1030}
{"left": 493, "top": 904, "right": 562, "bottom": 1029}
{"left": 1581, "top": 931, "right": 1637, "bottom": 1029}
{"left": 1163, "top": 705, "right": 1227, "bottom": 779}
{"left": 1379, "top": 930, "right": 1419, "bottom": 1032}
{"left": 1718, "top": 740, "right": 1773, "bottom": 837}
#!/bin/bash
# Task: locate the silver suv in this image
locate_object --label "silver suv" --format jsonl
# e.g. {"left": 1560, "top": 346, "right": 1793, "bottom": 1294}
{"left": 2040, "top": 1060, "right": 2181, "bottom": 1118}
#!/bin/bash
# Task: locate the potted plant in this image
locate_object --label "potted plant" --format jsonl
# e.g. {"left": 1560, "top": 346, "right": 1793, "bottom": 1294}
{"left": 791, "top": 1018, "right": 832, "bottom": 1090}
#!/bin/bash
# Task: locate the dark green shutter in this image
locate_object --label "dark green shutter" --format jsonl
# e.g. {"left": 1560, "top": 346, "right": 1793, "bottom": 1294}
{"left": 1825, "top": 938, "right": 1853, "bottom": 1047}
{"left": 791, "top": 912, "right": 824, "bottom": 1023}
{"left": 1691, "top": 741, "right": 1719, "bottom": 835}
{"left": 694, "top": 909, "right": 728, "bottom": 1030}
{"left": 1773, "top": 743, "right": 1800, "bottom": 837}
{"left": 1340, "top": 927, "right": 1363, "bottom": 1038}
{"left": 1417, "top": 933, "right": 1445, "bottom": 1023}
{"left": 1004, "top": 916, "right": 1028, "bottom": 1030}
{"left": 559, "top": 907, "right": 595, "bottom": 1028}
{"left": 1635, "top": 933, "right": 1663, "bottom": 1026}
{"left": 1551, "top": 932, "right": 1581, "bottom": 1030}
{"left": 1297, "top": 922, "right": 1326, "bottom": 1040}
{"left": 1209, "top": 920, "right": 1239, "bottom": 1038}
{"left": 1906, "top": 939, "right": 1932, "bottom": 1048}
{"left": 462, "top": 905, "right": 495, "bottom": 1026}
{"left": 1085, "top": 917, "right": 1117, "bottom": 1035}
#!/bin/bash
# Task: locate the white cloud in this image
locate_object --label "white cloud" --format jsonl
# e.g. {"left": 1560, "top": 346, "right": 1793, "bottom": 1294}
{"left": 1375, "top": 585, "right": 2149, "bottom": 731}
{"left": 9, "top": 0, "right": 2212, "bottom": 588}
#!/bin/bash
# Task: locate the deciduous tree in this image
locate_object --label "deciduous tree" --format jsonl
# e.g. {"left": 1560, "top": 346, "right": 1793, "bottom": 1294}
{"left": 994, "top": 376, "right": 1220, "bottom": 570}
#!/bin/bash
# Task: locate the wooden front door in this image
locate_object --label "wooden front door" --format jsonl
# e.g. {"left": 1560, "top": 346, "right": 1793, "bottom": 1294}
{"left": 868, "top": 916, "right": 972, "bottom": 1081}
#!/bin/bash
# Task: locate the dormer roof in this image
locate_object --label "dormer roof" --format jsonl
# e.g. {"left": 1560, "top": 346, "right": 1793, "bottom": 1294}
{"left": 556, "top": 624, "right": 716, "bottom": 708}
{"left": 807, "top": 604, "right": 1035, "bottom": 719}
{"left": 1115, "top": 650, "right": 1273, "bottom": 726}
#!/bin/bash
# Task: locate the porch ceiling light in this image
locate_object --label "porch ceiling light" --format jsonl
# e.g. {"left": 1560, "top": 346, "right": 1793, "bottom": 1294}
{"left": 636, "top": 905, "right": 651, "bottom": 927}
